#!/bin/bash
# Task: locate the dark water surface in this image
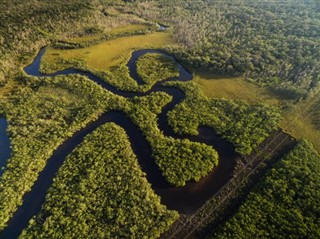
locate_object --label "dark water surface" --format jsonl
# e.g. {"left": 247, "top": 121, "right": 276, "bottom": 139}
{"left": 0, "top": 118, "right": 11, "bottom": 177}
{"left": 0, "top": 47, "right": 239, "bottom": 239}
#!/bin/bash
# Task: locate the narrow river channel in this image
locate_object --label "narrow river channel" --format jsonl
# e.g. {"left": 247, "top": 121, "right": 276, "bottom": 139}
{"left": 0, "top": 118, "right": 11, "bottom": 177}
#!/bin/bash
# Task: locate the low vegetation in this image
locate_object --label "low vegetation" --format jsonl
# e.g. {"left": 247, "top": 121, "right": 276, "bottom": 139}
{"left": 40, "top": 32, "right": 174, "bottom": 74}
{"left": 211, "top": 140, "right": 320, "bottom": 238}
{"left": 193, "top": 72, "right": 288, "bottom": 107}
{"left": 20, "top": 123, "right": 178, "bottom": 239}
{"left": 281, "top": 95, "right": 320, "bottom": 152}
{"left": 165, "top": 81, "right": 281, "bottom": 155}
{"left": 39, "top": 32, "right": 178, "bottom": 93}
{"left": 191, "top": 71, "right": 320, "bottom": 154}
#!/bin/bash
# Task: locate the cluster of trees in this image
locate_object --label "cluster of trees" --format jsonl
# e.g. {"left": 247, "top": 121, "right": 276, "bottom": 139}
{"left": 0, "top": 0, "right": 151, "bottom": 86}
{"left": 51, "top": 24, "right": 158, "bottom": 50}
{"left": 40, "top": 51, "right": 178, "bottom": 93}
{"left": 0, "top": 71, "right": 220, "bottom": 229}
{"left": 211, "top": 140, "right": 320, "bottom": 238}
{"left": 132, "top": 0, "right": 320, "bottom": 99}
{"left": 3, "top": 1, "right": 319, "bottom": 237}
{"left": 20, "top": 123, "right": 178, "bottom": 239}
{"left": 165, "top": 81, "right": 281, "bottom": 155}
{"left": 93, "top": 52, "right": 179, "bottom": 93}
{"left": 125, "top": 92, "right": 219, "bottom": 186}
{"left": 136, "top": 53, "right": 179, "bottom": 84}
{"left": 0, "top": 48, "right": 282, "bottom": 231}
{"left": 0, "top": 54, "right": 218, "bottom": 229}
{"left": 0, "top": 74, "right": 124, "bottom": 230}
{"left": 39, "top": 55, "right": 142, "bottom": 93}
{"left": 0, "top": 0, "right": 92, "bottom": 85}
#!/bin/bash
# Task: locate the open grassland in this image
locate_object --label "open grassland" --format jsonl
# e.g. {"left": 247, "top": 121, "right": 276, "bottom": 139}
{"left": 193, "top": 72, "right": 289, "bottom": 107}
{"left": 110, "top": 24, "right": 149, "bottom": 34}
{"left": 42, "top": 31, "right": 174, "bottom": 73}
{"left": 193, "top": 72, "right": 320, "bottom": 153}
{"left": 281, "top": 94, "right": 320, "bottom": 152}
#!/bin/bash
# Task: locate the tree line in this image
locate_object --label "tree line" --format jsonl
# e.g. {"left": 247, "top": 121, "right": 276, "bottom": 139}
{"left": 132, "top": 0, "right": 320, "bottom": 100}
{"left": 211, "top": 140, "right": 320, "bottom": 238}
{"left": 165, "top": 81, "right": 281, "bottom": 155}
{"left": 19, "top": 123, "right": 178, "bottom": 239}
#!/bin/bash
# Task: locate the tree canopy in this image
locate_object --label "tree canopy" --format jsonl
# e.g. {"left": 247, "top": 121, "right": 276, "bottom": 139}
{"left": 211, "top": 140, "right": 320, "bottom": 239}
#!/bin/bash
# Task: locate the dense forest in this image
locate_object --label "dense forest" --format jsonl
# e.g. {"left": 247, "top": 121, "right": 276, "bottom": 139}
{"left": 166, "top": 81, "right": 280, "bottom": 155}
{"left": 1, "top": 0, "right": 89, "bottom": 85}
{"left": 2, "top": 0, "right": 319, "bottom": 100}
{"left": 211, "top": 140, "right": 320, "bottom": 238}
{"left": 136, "top": 53, "right": 179, "bottom": 84}
{"left": 0, "top": 75, "right": 120, "bottom": 230}
{"left": 0, "top": 57, "right": 279, "bottom": 228}
{"left": 0, "top": 0, "right": 319, "bottom": 238}
{"left": 125, "top": 93, "right": 219, "bottom": 186}
{"left": 19, "top": 123, "right": 178, "bottom": 238}
{"left": 132, "top": 0, "right": 320, "bottom": 99}
{"left": 0, "top": 0, "right": 146, "bottom": 86}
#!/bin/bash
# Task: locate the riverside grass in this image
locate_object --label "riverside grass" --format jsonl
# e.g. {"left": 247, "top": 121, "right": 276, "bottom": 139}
{"left": 193, "top": 71, "right": 287, "bottom": 107}
{"left": 192, "top": 71, "right": 320, "bottom": 153}
{"left": 42, "top": 31, "right": 174, "bottom": 73}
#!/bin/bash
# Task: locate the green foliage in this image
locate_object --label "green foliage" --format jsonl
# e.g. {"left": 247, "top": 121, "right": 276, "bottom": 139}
{"left": 0, "top": 0, "right": 94, "bottom": 84}
{"left": 211, "top": 140, "right": 320, "bottom": 239}
{"left": 165, "top": 81, "right": 281, "bottom": 155}
{"left": 0, "top": 0, "right": 153, "bottom": 85}
{"left": 0, "top": 74, "right": 219, "bottom": 229}
{"left": 19, "top": 123, "right": 178, "bottom": 239}
{"left": 93, "top": 56, "right": 176, "bottom": 93}
{"left": 0, "top": 0, "right": 92, "bottom": 52}
{"left": 0, "top": 75, "right": 123, "bottom": 230}
{"left": 125, "top": 92, "right": 219, "bottom": 186}
{"left": 40, "top": 51, "right": 177, "bottom": 93}
{"left": 153, "top": 138, "right": 218, "bottom": 185}
{"left": 133, "top": 0, "right": 320, "bottom": 99}
{"left": 136, "top": 53, "right": 179, "bottom": 84}
{"left": 0, "top": 65, "right": 280, "bottom": 232}
{"left": 51, "top": 24, "right": 157, "bottom": 50}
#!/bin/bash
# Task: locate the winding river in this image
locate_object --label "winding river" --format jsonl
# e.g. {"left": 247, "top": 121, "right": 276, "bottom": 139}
{"left": 0, "top": 48, "right": 239, "bottom": 239}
